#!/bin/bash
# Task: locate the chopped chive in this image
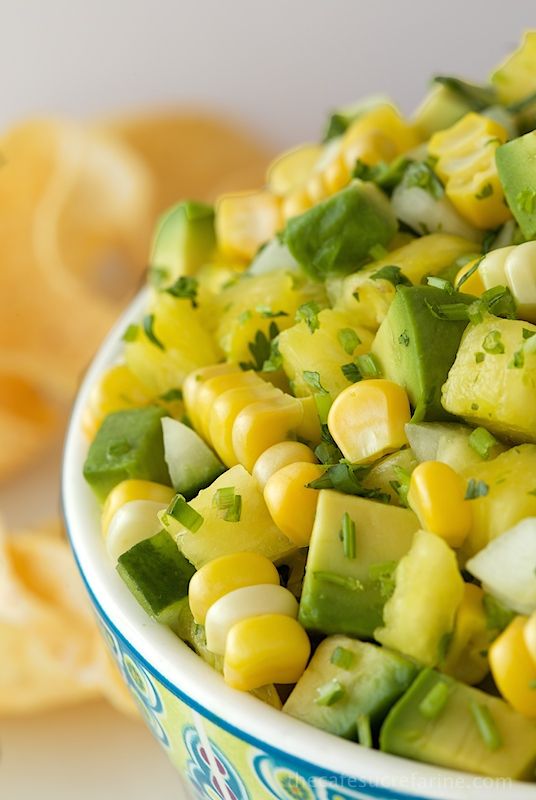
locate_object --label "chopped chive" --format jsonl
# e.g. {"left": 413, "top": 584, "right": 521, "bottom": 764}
{"left": 475, "top": 351, "right": 485, "bottom": 364}
{"left": 213, "top": 486, "right": 235, "bottom": 510}
{"left": 224, "top": 493, "right": 242, "bottom": 522}
{"left": 424, "top": 300, "right": 470, "bottom": 321}
{"left": 469, "top": 702, "right": 502, "bottom": 750}
{"left": 369, "top": 243, "right": 388, "bottom": 261}
{"left": 465, "top": 479, "right": 489, "bottom": 500}
{"left": 143, "top": 314, "right": 165, "bottom": 350}
{"left": 468, "top": 427, "right": 498, "bottom": 460}
{"left": 455, "top": 257, "right": 482, "bottom": 289}
{"left": 315, "top": 679, "right": 345, "bottom": 707}
{"left": 482, "top": 330, "right": 505, "bottom": 355}
{"left": 338, "top": 327, "right": 361, "bottom": 355}
{"left": 426, "top": 276, "right": 454, "bottom": 293}
{"left": 330, "top": 646, "right": 355, "bottom": 670}
{"left": 341, "top": 512, "right": 356, "bottom": 559}
{"left": 167, "top": 495, "right": 203, "bottom": 532}
{"left": 341, "top": 361, "right": 362, "bottom": 383}
{"left": 314, "top": 392, "right": 333, "bottom": 424}
{"left": 419, "top": 681, "right": 450, "bottom": 720}
{"left": 295, "top": 301, "right": 321, "bottom": 333}
{"left": 303, "top": 370, "right": 329, "bottom": 394}
{"left": 313, "top": 571, "right": 364, "bottom": 591}
{"left": 509, "top": 349, "right": 524, "bottom": 369}
{"left": 356, "top": 713, "right": 372, "bottom": 748}
{"left": 370, "top": 265, "right": 412, "bottom": 287}
{"left": 122, "top": 323, "right": 139, "bottom": 342}
{"left": 355, "top": 353, "right": 381, "bottom": 378}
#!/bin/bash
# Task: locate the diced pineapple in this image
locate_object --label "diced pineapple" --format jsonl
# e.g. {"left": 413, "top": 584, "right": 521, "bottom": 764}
{"left": 363, "top": 448, "right": 417, "bottom": 506}
{"left": 460, "top": 444, "right": 536, "bottom": 559}
{"left": 125, "top": 291, "right": 220, "bottom": 396}
{"left": 278, "top": 308, "right": 374, "bottom": 398}
{"left": 375, "top": 529, "right": 464, "bottom": 666}
{"left": 162, "top": 465, "right": 296, "bottom": 568}
{"left": 442, "top": 316, "right": 536, "bottom": 443}
{"left": 329, "top": 234, "right": 477, "bottom": 330}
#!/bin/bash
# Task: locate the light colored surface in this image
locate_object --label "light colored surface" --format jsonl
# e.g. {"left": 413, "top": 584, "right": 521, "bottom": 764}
{"left": 1, "top": 3, "right": 535, "bottom": 798}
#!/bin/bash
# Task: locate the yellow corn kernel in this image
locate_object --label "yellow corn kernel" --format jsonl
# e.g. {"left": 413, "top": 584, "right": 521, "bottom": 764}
{"left": 524, "top": 611, "right": 536, "bottom": 666}
{"left": 442, "top": 584, "right": 490, "bottom": 685}
{"left": 82, "top": 364, "right": 152, "bottom": 439}
{"left": 478, "top": 245, "right": 514, "bottom": 290}
{"left": 454, "top": 258, "right": 485, "bottom": 296}
{"left": 504, "top": 241, "right": 536, "bottom": 324}
{"left": 305, "top": 170, "right": 328, "bottom": 206}
{"left": 196, "top": 370, "right": 263, "bottom": 442}
{"left": 253, "top": 441, "right": 317, "bottom": 489}
{"left": 232, "top": 394, "right": 304, "bottom": 473}
{"left": 327, "top": 379, "right": 410, "bottom": 464}
{"left": 295, "top": 395, "right": 322, "bottom": 447}
{"left": 188, "top": 552, "right": 280, "bottom": 625}
{"left": 267, "top": 143, "right": 322, "bottom": 196}
{"left": 209, "top": 382, "right": 281, "bottom": 467}
{"left": 429, "top": 113, "right": 511, "bottom": 229}
{"left": 322, "top": 148, "right": 351, "bottom": 194}
{"left": 342, "top": 104, "right": 420, "bottom": 169}
{"left": 183, "top": 363, "right": 241, "bottom": 435}
{"left": 101, "top": 479, "right": 175, "bottom": 537}
{"left": 223, "top": 614, "right": 311, "bottom": 691}
{"left": 407, "top": 461, "right": 472, "bottom": 548}
{"left": 216, "top": 191, "right": 282, "bottom": 260}
{"left": 263, "top": 461, "right": 324, "bottom": 546}
{"left": 281, "top": 186, "right": 313, "bottom": 220}
{"left": 489, "top": 616, "right": 536, "bottom": 718}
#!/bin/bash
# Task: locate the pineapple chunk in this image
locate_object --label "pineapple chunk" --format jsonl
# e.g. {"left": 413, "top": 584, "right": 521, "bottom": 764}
{"left": 460, "top": 444, "right": 536, "bottom": 559}
{"left": 278, "top": 308, "right": 374, "bottom": 398}
{"left": 329, "top": 234, "right": 477, "bottom": 330}
{"left": 125, "top": 291, "right": 220, "bottom": 395}
{"left": 442, "top": 316, "right": 536, "bottom": 443}
{"left": 375, "top": 529, "right": 464, "bottom": 666}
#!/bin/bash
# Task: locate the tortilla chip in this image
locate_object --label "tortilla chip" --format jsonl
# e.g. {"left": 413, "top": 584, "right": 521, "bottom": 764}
{"left": 0, "top": 517, "right": 136, "bottom": 716}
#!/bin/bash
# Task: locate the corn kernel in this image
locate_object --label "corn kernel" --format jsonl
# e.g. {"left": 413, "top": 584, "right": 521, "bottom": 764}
{"left": 267, "top": 143, "right": 322, "bottom": 196}
{"left": 442, "top": 584, "right": 489, "bottom": 684}
{"left": 232, "top": 394, "right": 304, "bottom": 472}
{"left": 196, "top": 370, "right": 262, "bottom": 442}
{"left": 101, "top": 479, "right": 175, "bottom": 536}
{"left": 209, "top": 382, "right": 280, "bottom": 467}
{"left": 504, "top": 241, "right": 536, "bottom": 324}
{"left": 454, "top": 258, "right": 485, "bottom": 296}
{"left": 183, "top": 363, "right": 240, "bottom": 435}
{"left": 342, "top": 104, "right": 420, "bottom": 169}
{"left": 216, "top": 191, "right": 282, "bottom": 260}
{"left": 489, "top": 616, "right": 536, "bottom": 718}
{"left": 407, "top": 461, "right": 472, "bottom": 548}
{"left": 478, "top": 246, "right": 514, "bottom": 290}
{"left": 327, "top": 379, "right": 410, "bottom": 464}
{"left": 305, "top": 170, "right": 328, "bottom": 206}
{"left": 82, "top": 364, "right": 152, "bottom": 439}
{"left": 263, "top": 461, "right": 325, "bottom": 546}
{"left": 223, "top": 614, "right": 311, "bottom": 691}
{"left": 322, "top": 147, "right": 351, "bottom": 194}
{"left": 105, "top": 500, "right": 167, "bottom": 562}
{"left": 282, "top": 187, "right": 313, "bottom": 220}
{"left": 188, "top": 552, "right": 280, "bottom": 625}
{"left": 205, "top": 584, "right": 298, "bottom": 655}
{"left": 253, "top": 441, "right": 317, "bottom": 489}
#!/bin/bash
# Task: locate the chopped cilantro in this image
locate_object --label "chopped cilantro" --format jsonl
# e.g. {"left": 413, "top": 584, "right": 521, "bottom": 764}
{"left": 240, "top": 322, "right": 279, "bottom": 371}
{"left": 403, "top": 161, "right": 444, "bottom": 200}
{"left": 338, "top": 327, "right": 361, "bottom": 355}
{"left": 142, "top": 314, "right": 165, "bottom": 350}
{"left": 303, "top": 370, "right": 328, "bottom": 394}
{"left": 371, "top": 265, "right": 412, "bottom": 287}
{"left": 165, "top": 276, "right": 199, "bottom": 307}
{"left": 295, "top": 301, "right": 321, "bottom": 333}
{"left": 465, "top": 479, "right": 489, "bottom": 499}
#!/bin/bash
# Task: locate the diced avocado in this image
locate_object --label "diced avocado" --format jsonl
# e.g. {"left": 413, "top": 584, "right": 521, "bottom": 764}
{"left": 371, "top": 285, "right": 473, "bottom": 422}
{"left": 491, "top": 31, "right": 536, "bottom": 132}
{"left": 161, "top": 417, "right": 224, "bottom": 499}
{"left": 413, "top": 83, "right": 479, "bottom": 139}
{"left": 83, "top": 406, "right": 171, "bottom": 502}
{"left": 283, "top": 636, "right": 418, "bottom": 741}
{"left": 380, "top": 668, "right": 536, "bottom": 779}
{"left": 284, "top": 181, "right": 397, "bottom": 280}
{"left": 496, "top": 131, "right": 536, "bottom": 239}
{"left": 117, "top": 529, "right": 195, "bottom": 630}
{"left": 375, "top": 530, "right": 464, "bottom": 667}
{"left": 405, "top": 421, "right": 506, "bottom": 472}
{"left": 298, "top": 491, "right": 419, "bottom": 639}
{"left": 161, "top": 464, "right": 296, "bottom": 568}
{"left": 149, "top": 201, "right": 216, "bottom": 284}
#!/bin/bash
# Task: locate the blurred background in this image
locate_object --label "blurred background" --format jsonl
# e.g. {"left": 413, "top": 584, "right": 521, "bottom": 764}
{"left": 0, "top": 1, "right": 533, "bottom": 797}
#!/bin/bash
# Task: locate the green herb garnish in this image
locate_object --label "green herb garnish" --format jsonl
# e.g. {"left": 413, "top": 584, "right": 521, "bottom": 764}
{"left": 371, "top": 265, "right": 412, "bottom": 287}
{"left": 143, "top": 314, "right": 165, "bottom": 350}
{"left": 419, "top": 681, "right": 450, "bottom": 720}
{"left": 465, "top": 479, "right": 489, "bottom": 499}
{"left": 468, "top": 427, "right": 498, "bottom": 460}
{"left": 165, "top": 276, "right": 199, "bottom": 307}
{"left": 338, "top": 327, "right": 361, "bottom": 355}
{"left": 166, "top": 494, "right": 203, "bottom": 532}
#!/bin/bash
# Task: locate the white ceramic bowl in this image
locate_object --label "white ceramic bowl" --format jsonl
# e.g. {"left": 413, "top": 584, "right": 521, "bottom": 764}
{"left": 62, "top": 290, "right": 533, "bottom": 800}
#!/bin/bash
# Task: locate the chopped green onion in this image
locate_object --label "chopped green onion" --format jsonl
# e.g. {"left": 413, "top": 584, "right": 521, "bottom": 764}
{"left": 338, "top": 328, "right": 361, "bottom": 355}
{"left": 355, "top": 353, "right": 381, "bottom": 378}
{"left": 469, "top": 702, "right": 502, "bottom": 750}
{"left": 370, "top": 265, "right": 412, "bottom": 287}
{"left": 313, "top": 571, "right": 364, "bottom": 591}
{"left": 509, "top": 349, "right": 525, "bottom": 369}
{"left": 213, "top": 486, "right": 235, "bottom": 510}
{"left": 356, "top": 713, "right": 373, "bottom": 748}
{"left": 315, "top": 679, "right": 345, "bottom": 707}
{"left": 295, "top": 301, "right": 321, "bottom": 333}
{"left": 475, "top": 351, "right": 485, "bottom": 364}
{"left": 419, "top": 681, "right": 450, "bottom": 720}
{"left": 224, "top": 493, "right": 242, "bottom": 522}
{"left": 469, "top": 427, "right": 498, "bottom": 460}
{"left": 330, "top": 646, "right": 355, "bottom": 670}
{"left": 482, "top": 330, "right": 505, "bottom": 355}
{"left": 143, "top": 314, "right": 165, "bottom": 350}
{"left": 424, "top": 300, "right": 471, "bottom": 321}
{"left": 465, "top": 479, "right": 489, "bottom": 500}
{"left": 314, "top": 392, "right": 333, "bottom": 424}
{"left": 341, "top": 362, "right": 362, "bottom": 383}
{"left": 167, "top": 494, "right": 203, "bottom": 532}
{"left": 122, "top": 323, "right": 139, "bottom": 342}
{"left": 426, "top": 276, "right": 455, "bottom": 293}
{"left": 341, "top": 512, "right": 356, "bottom": 559}
{"left": 303, "top": 370, "right": 328, "bottom": 394}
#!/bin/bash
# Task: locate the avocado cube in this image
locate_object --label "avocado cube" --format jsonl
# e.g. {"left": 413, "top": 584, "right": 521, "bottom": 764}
{"left": 117, "top": 529, "right": 195, "bottom": 630}
{"left": 496, "top": 132, "right": 536, "bottom": 240}
{"left": 150, "top": 201, "right": 216, "bottom": 283}
{"left": 372, "top": 285, "right": 473, "bottom": 422}
{"left": 284, "top": 636, "right": 418, "bottom": 741}
{"left": 83, "top": 405, "right": 171, "bottom": 501}
{"left": 298, "top": 491, "right": 419, "bottom": 639}
{"left": 380, "top": 668, "right": 536, "bottom": 779}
